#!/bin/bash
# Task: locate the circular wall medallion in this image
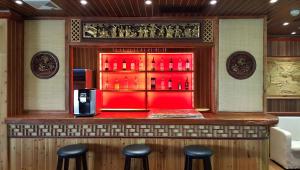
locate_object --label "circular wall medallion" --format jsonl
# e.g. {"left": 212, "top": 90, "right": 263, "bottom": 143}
{"left": 31, "top": 51, "right": 59, "bottom": 79}
{"left": 226, "top": 51, "right": 256, "bottom": 80}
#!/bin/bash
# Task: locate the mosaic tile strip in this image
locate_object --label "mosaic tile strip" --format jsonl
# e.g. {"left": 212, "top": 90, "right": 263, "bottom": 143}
{"left": 71, "top": 19, "right": 81, "bottom": 42}
{"left": 8, "top": 124, "right": 269, "bottom": 139}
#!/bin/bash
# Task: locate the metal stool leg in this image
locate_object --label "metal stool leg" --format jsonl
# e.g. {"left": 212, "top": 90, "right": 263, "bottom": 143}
{"left": 142, "top": 157, "right": 149, "bottom": 170}
{"left": 82, "top": 153, "right": 88, "bottom": 170}
{"left": 184, "top": 156, "right": 189, "bottom": 170}
{"left": 203, "top": 157, "right": 212, "bottom": 170}
{"left": 76, "top": 157, "right": 81, "bottom": 170}
{"left": 188, "top": 157, "right": 192, "bottom": 170}
{"left": 64, "top": 158, "right": 69, "bottom": 170}
{"left": 124, "top": 157, "right": 131, "bottom": 170}
{"left": 56, "top": 156, "right": 63, "bottom": 170}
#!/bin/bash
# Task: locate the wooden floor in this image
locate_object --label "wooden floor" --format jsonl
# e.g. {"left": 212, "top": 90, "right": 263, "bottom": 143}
{"left": 269, "top": 160, "right": 284, "bottom": 170}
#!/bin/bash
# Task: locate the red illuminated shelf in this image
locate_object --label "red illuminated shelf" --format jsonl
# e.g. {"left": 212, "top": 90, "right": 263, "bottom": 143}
{"left": 100, "top": 108, "right": 149, "bottom": 112}
{"left": 147, "top": 70, "right": 193, "bottom": 73}
{"left": 148, "top": 90, "right": 194, "bottom": 92}
{"left": 99, "top": 70, "right": 146, "bottom": 73}
{"left": 102, "top": 90, "right": 146, "bottom": 92}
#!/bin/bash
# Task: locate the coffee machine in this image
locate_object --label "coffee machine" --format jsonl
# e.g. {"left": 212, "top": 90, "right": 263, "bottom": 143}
{"left": 74, "top": 89, "right": 96, "bottom": 116}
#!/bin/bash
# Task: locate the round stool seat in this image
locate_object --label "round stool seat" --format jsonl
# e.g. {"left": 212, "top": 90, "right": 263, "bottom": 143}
{"left": 184, "top": 145, "right": 213, "bottom": 158}
{"left": 122, "top": 144, "right": 151, "bottom": 158}
{"left": 57, "top": 144, "right": 88, "bottom": 158}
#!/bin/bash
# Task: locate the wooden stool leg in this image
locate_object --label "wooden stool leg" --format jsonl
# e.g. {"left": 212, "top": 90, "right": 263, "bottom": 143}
{"left": 64, "top": 158, "right": 69, "bottom": 170}
{"left": 188, "top": 157, "right": 192, "bottom": 170}
{"left": 184, "top": 156, "right": 188, "bottom": 170}
{"left": 82, "top": 154, "right": 88, "bottom": 170}
{"left": 76, "top": 157, "right": 81, "bottom": 170}
{"left": 142, "top": 157, "right": 149, "bottom": 170}
{"left": 56, "top": 156, "right": 63, "bottom": 170}
{"left": 124, "top": 157, "right": 131, "bottom": 170}
{"left": 203, "top": 158, "right": 212, "bottom": 170}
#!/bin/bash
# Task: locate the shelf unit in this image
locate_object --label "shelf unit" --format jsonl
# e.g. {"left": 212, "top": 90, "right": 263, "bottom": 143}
{"left": 97, "top": 52, "right": 194, "bottom": 111}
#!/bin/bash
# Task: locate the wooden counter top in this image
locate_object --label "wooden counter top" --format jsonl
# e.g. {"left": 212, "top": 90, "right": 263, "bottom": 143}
{"left": 5, "top": 111, "right": 278, "bottom": 126}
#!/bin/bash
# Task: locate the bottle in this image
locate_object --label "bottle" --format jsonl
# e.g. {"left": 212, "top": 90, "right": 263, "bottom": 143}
{"left": 122, "top": 59, "right": 126, "bottom": 70}
{"left": 186, "top": 58, "right": 190, "bottom": 71}
{"left": 185, "top": 77, "right": 189, "bottom": 90}
{"left": 124, "top": 76, "right": 129, "bottom": 89}
{"left": 104, "top": 57, "right": 109, "bottom": 71}
{"left": 139, "top": 57, "right": 144, "bottom": 71}
{"left": 178, "top": 58, "right": 182, "bottom": 71}
{"left": 161, "top": 78, "right": 165, "bottom": 90}
{"left": 178, "top": 82, "right": 182, "bottom": 90}
{"left": 114, "top": 79, "right": 120, "bottom": 90}
{"left": 134, "top": 76, "right": 139, "bottom": 89}
{"left": 151, "top": 57, "right": 155, "bottom": 71}
{"left": 168, "top": 78, "right": 172, "bottom": 90}
{"left": 130, "top": 60, "right": 135, "bottom": 71}
{"left": 159, "top": 57, "right": 164, "bottom": 71}
{"left": 169, "top": 57, "right": 173, "bottom": 71}
{"left": 151, "top": 77, "right": 156, "bottom": 90}
{"left": 104, "top": 77, "right": 109, "bottom": 89}
{"left": 113, "top": 59, "right": 118, "bottom": 71}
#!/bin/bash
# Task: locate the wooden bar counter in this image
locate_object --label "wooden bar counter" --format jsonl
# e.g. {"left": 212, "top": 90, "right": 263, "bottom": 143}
{"left": 5, "top": 112, "right": 277, "bottom": 170}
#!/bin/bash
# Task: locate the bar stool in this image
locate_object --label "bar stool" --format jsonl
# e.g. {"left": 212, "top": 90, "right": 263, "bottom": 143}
{"left": 122, "top": 144, "right": 151, "bottom": 170}
{"left": 184, "top": 145, "right": 213, "bottom": 170}
{"left": 56, "top": 144, "right": 88, "bottom": 170}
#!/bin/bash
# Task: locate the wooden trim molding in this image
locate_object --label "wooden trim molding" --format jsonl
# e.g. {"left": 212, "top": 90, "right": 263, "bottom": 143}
{"left": 7, "top": 123, "right": 269, "bottom": 139}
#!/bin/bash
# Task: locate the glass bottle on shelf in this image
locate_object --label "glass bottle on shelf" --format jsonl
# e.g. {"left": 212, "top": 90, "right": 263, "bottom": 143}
{"left": 159, "top": 57, "right": 164, "bottom": 71}
{"left": 130, "top": 59, "right": 135, "bottom": 71}
{"left": 114, "top": 79, "right": 120, "bottom": 90}
{"left": 104, "top": 57, "right": 109, "bottom": 71}
{"left": 151, "top": 77, "right": 156, "bottom": 90}
{"left": 185, "top": 77, "right": 189, "bottom": 90}
{"left": 186, "top": 58, "right": 190, "bottom": 71}
{"left": 104, "top": 76, "right": 109, "bottom": 89}
{"left": 139, "top": 57, "right": 144, "bottom": 71}
{"left": 161, "top": 78, "right": 165, "bottom": 90}
{"left": 178, "top": 58, "right": 183, "bottom": 71}
{"left": 122, "top": 59, "right": 127, "bottom": 70}
{"left": 178, "top": 81, "right": 182, "bottom": 90}
{"left": 169, "top": 57, "right": 173, "bottom": 71}
{"left": 113, "top": 59, "right": 118, "bottom": 71}
{"left": 124, "top": 76, "right": 129, "bottom": 89}
{"left": 168, "top": 78, "right": 172, "bottom": 90}
{"left": 151, "top": 57, "right": 155, "bottom": 71}
{"left": 134, "top": 76, "right": 139, "bottom": 89}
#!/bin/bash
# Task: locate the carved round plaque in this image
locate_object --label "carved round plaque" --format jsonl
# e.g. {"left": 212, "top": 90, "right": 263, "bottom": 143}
{"left": 226, "top": 51, "right": 256, "bottom": 80}
{"left": 31, "top": 51, "right": 59, "bottom": 79}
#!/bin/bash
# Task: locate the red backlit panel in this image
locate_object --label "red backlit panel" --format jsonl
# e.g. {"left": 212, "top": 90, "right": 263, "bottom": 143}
{"left": 147, "top": 72, "right": 193, "bottom": 90}
{"left": 148, "top": 92, "right": 194, "bottom": 109}
{"left": 101, "top": 72, "right": 145, "bottom": 90}
{"left": 102, "top": 92, "right": 146, "bottom": 109}
{"left": 147, "top": 53, "right": 193, "bottom": 71}
{"left": 99, "top": 53, "right": 145, "bottom": 71}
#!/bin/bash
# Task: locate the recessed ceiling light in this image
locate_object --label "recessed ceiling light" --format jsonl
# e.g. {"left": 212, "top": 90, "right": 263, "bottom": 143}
{"left": 282, "top": 22, "right": 289, "bottom": 26}
{"left": 15, "top": 0, "right": 23, "bottom": 5}
{"left": 145, "top": 0, "right": 152, "bottom": 5}
{"left": 290, "top": 9, "right": 300, "bottom": 17}
{"left": 210, "top": 0, "right": 217, "bottom": 5}
{"left": 270, "top": 0, "right": 278, "bottom": 4}
{"left": 80, "top": 0, "right": 88, "bottom": 5}
{"left": 291, "top": 31, "right": 297, "bottom": 35}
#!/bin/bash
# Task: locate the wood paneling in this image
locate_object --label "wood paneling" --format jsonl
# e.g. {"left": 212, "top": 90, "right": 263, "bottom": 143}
{"left": 7, "top": 18, "right": 24, "bottom": 117}
{"left": 267, "top": 99, "right": 300, "bottom": 113}
{"left": 1, "top": 0, "right": 299, "bottom": 35}
{"left": 9, "top": 138, "right": 269, "bottom": 170}
{"left": 268, "top": 38, "right": 300, "bottom": 56}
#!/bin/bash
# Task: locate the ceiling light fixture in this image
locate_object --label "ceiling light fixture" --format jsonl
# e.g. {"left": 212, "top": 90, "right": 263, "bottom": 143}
{"left": 80, "top": 0, "right": 88, "bottom": 5}
{"left": 145, "top": 0, "right": 152, "bottom": 5}
{"left": 210, "top": 0, "right": 217, "bottom": 5}
{"left": 291, "top": 31, "right": 297, "bottom": 35}
{"left": 290, "top": 9, "right": 300, "bottom": 17}
{"left": 270, "top": 0, "right": 278, "bottom": 4}
{"left": 282, "top": 22, "right": 289, "bottom": 26}
{"left": 14, "top": 0, "right": 23, "bottom": 5}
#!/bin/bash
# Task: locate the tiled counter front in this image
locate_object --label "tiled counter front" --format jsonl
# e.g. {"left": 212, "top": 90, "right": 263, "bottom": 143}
{"left": 8, "top": 124, "right": 269, "bottom": 139}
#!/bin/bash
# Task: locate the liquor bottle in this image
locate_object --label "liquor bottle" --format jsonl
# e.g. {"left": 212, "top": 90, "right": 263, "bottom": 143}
{"left": 124, "top": 76, "right": 129, "bottom": 89}
{"left": 169, "top": 57, "right": 173, "bottom": 71}
{"left": 114, "top": 79, "right": 120, "bottom": 90}
{"left": 185, "top": 77, "right": 189, "bottom": 90}
{"left": 130, "top": 60, "right": 135, "bottom": 71}
{"left": 159, "top": 57, "right": 164, "bottom": 71}
{"left": 139, "top": 57, "right": 144, "bottom": 71}
{"left": 104, "top": 57, "right": 109, "bottom": 71}
{"left": 104, "top": 77, "right": 109, "bottom": 89}
{"left": 185, "top": 58, "right": 190, "bottom": 71}
{"left": 178, "top": 58, "right": 183, "bottom": 71}
{"left": 122, "top": 59, "right": 127, "bottom": 70}
{"left": 151, "top": 57, "right": 155, "bottom": 71}
{"left": 151, "top": 77, "right": 156, "bottom": 90}
{"left": 161, "top": 78, "right": 165, "bottom": 90}
{"left": 178, "top": 82, "right": 182, "bottom": 90}
{"left": 134, "top": 76, "right": 139, "bottom": 89}
{"left": 113, "top": 59, "right": 118, "bottom": 71}
{"left": 168, "top": 78, "right": 172, "bottom": 90}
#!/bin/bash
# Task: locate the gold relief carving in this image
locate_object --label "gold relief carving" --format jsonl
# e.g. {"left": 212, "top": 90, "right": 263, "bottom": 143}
{"left": 266, "top": 58, "right": 300, "bottom": 96}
